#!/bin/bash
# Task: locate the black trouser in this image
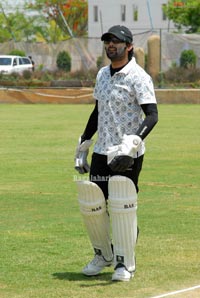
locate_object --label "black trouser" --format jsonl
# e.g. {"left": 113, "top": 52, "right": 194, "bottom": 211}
{"left": 90, "top": 153, "right": 144, "bottom": 199}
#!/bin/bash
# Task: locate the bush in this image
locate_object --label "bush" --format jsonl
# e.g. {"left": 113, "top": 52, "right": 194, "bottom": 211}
{"left": 37, "top": 64, "right": 44, "bottom": 71}
{"left": 180, "top": 49, "right": 197, "bottom": 69}
{"left": 163, "top": 65, "right": 200, "bottom": 86}
{"left": 70, "top": 68, "right": 97, "bottom": 80}
{"left": 56, "top": 51, "right": 71, "bottom": 72}
{"left": 8, "top": 49, "right": 26, "bottom": 57}
{"left": 96, "top": 56, "right": 103, "bottom": 69}
{"left": 22, "top": 70, "right": 32, "bottom": 80}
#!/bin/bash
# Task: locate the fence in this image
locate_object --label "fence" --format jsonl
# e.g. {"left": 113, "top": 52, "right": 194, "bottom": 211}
{"left": 0, "top": 30, "right": 199, "bottom": 73}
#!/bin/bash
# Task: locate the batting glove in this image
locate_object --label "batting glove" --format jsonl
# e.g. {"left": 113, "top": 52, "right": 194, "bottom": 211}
{"left": 107, "top": 134, "right": 142, "bottom": 172}
{"left": 74, "top": 137, "right": 93, "bottom": 174}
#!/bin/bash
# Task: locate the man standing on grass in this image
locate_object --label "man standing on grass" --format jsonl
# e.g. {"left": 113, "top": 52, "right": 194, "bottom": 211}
{"left": 75, "top": 25, "right": 158, "bottom": 282}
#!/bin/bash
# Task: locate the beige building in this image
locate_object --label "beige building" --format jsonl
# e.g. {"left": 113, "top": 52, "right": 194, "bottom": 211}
{"left": 88, "top": 0, "right": 174, "bottom": 37}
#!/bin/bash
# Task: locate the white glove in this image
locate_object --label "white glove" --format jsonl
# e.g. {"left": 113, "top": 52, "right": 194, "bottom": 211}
{"left": 74, "top": 137, "right": 93, "bottom": 174}
{"left": 107, "top": 135, "right": 142, "bottom": 172}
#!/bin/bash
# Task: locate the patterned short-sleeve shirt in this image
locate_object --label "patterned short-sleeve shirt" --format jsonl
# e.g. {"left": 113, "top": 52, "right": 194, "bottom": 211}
{"left": 93, "top": 57, "right": 157, "bottom": 157}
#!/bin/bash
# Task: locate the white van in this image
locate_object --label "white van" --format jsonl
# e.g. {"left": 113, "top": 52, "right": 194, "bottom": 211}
{"left": 0, "top": 55, "right": 33, "bottom": 74}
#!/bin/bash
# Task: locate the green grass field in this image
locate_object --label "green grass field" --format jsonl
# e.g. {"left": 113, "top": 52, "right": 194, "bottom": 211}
{"left": 0, "top": 104, "right": 199, "bottom": 298}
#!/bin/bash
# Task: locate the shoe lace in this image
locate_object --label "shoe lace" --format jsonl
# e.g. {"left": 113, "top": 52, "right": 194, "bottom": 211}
{"left": 91, "top": 254, "right": 103, "bottom": 266}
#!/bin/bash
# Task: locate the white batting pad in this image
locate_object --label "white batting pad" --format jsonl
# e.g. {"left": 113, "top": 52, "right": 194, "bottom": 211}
{"left": 108, "top": 176, "right": 138, "bottom": 272}
{"left": 77, "top": 181, "right": 113, "bottom": 261}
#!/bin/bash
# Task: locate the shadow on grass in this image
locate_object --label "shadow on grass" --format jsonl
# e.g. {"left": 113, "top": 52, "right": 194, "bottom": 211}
{"left": 52, "top": 271, "right": 113, "bottom": 286}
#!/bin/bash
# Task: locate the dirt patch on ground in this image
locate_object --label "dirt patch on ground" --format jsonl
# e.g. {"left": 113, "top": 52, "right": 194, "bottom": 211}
{"left": 0, "top": 87, "right": 199, "bottom": 104}
{"left": 0, "top": 88, "right": 94, "bottom": 104}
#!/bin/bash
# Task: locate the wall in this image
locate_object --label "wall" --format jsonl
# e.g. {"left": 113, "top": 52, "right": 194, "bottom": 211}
{"left": 0, "top": 33, "right": 199, "bottom": 72}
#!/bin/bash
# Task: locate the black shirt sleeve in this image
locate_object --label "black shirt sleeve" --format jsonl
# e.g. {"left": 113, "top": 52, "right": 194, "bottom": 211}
{"left": 81, "top": 101, "right": 158, "bottom": 142}
{"left": 81, "top": 100, "right": 98, "bottom": 142}
{"left": 136, "top": 103, "right": 158, "bottom": 140}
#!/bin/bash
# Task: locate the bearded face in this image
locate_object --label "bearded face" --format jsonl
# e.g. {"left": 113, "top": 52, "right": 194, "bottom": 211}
{"left": 104, "top": 37, "right": 127, "bottom": 62}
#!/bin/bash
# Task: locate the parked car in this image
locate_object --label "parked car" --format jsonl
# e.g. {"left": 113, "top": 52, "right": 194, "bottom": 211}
{"left": 0, "top": 55, "right": 33, "bottom": 74}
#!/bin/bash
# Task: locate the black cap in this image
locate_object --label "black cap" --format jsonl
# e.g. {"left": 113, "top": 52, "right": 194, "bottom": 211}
{"left": 101, "top": 25, "right": 133, "bottom": 43}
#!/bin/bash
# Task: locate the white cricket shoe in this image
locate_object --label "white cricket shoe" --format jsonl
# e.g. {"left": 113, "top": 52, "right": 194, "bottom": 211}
{"left": 112, "top": 266, "right": 134, "bottom": 282}
{"left": 82, "top": 254, "right": 113, "bottom": 276}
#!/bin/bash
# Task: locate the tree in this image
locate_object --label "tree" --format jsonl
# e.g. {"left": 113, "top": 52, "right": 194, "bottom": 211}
{"left": 62, "top": 0, "right": 88, "bottom": 36}
{"left": 0, "top": 5, "right": 42, "bottom": 42}
{"left": 0, "top": 14, "right": 11, "bottom": 42}
{"left": 164, "top": 0, "right": 200, "bottom": 33}
{"left": 27, "top": 0, "right": 88, "bottom": 38}
{"left": 0, "top": 1, "right": 74, "bottom": 43}
{"left": 34, "top": 18, "right": 67, "bottom": 43}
